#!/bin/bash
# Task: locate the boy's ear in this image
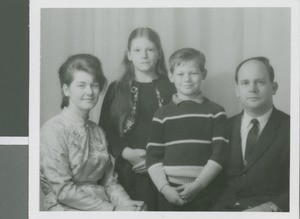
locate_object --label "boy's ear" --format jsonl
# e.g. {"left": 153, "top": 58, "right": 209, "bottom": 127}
{"left": 168, "top": 71, "right": 174, "bottom": 83}
{"left": 62, "top": 84, "right": 70, "bottom": 97}
{"left": 272, "top": 81, "right": 278, "bottom": 95}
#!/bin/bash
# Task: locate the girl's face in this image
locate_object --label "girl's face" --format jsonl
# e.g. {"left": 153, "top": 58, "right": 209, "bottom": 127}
{"left": 63, "top": 70, "right": 100, "bottom": 118}
{"left": 127, "top": 37, "right": 161, "bottom": 75}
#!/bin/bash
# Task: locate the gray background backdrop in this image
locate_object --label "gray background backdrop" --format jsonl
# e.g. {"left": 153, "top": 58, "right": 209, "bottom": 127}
{"left": 40, "top": 8, "right": 290, "bottom": 126}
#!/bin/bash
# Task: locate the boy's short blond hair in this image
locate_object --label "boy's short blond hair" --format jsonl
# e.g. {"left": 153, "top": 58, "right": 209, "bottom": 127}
{"left": 169, "top": 48, "right": 206, "bottom": 73}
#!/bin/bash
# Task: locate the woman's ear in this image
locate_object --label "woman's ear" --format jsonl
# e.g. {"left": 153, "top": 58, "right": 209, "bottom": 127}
{"left": 62, "top": 84, "right": 70, "bottom": 97}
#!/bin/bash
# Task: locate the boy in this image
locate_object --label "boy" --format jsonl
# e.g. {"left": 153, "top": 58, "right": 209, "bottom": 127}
{"left": 146, "top": 48, "right": 229, "bottom": 211}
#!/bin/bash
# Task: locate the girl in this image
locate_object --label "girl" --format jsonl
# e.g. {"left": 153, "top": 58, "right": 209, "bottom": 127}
{"left": 40, "top": 54, "right": 146, "bottom": 211}
{"left": 99, "top": 27, "right": 175, "bottom": 210}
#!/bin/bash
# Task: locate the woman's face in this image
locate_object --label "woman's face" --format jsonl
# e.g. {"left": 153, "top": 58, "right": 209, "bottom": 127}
{"left": 63, "top": 70, "right": 100, "bottom": 118}
{"left": 127, "top": 37, "right": 161, "bottom": 75}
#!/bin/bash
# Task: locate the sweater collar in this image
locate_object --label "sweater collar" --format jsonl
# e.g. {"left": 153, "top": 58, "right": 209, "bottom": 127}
{"left": 172, "top": 93, "right": 205, "bottom": 105}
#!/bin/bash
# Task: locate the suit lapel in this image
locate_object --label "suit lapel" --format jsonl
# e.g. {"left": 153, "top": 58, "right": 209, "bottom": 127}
{"left": 243, "top": 109, "right": 280, "bottom": 171}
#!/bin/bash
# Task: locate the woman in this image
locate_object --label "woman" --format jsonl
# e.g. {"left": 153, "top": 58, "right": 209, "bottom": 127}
{"left": 40, "top": 54, "right": 146, "bottom": 211}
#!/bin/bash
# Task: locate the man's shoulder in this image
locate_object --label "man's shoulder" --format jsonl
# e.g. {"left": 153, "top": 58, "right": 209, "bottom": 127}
{"left": 227, "top": 112, "right": 242, "bottom": 124}
{"left": 271, "top": 108, "right": 290, "bottom": 132}
{"left": 273, "top": 108, "right": 290, "bottom": 121}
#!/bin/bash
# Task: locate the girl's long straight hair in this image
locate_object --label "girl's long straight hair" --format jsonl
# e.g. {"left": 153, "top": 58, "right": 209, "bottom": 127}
{"left": 110, "top": 27, "right": 168, "bottom": 134}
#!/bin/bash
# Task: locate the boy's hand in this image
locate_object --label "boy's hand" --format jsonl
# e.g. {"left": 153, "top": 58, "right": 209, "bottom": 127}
{"left": 132, "top": 160, "right": 148, "bottom": 174}
{"left": 161, "top": 185, "right": 187, "bottom": 206}
{"left": 176, "top": 183, "right": 203, "bottom": 202}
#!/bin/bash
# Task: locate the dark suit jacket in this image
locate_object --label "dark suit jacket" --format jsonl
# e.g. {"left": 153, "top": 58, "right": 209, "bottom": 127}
{"left": 214, "top": 108, "right": 290, "bottom": 211}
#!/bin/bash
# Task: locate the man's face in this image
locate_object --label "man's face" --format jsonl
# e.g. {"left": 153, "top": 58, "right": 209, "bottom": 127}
{"left": 235, "top": 60, "right": 278, "bottom": 115}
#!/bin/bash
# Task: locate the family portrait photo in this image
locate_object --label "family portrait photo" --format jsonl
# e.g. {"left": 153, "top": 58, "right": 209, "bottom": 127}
{"left": 28, "top": 1, "right": 299, "bottom": 219}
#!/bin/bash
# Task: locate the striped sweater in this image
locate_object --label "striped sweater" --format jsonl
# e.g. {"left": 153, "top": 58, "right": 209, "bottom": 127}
{"left": 146, "top": 96, "right": 229, "bottom": 191}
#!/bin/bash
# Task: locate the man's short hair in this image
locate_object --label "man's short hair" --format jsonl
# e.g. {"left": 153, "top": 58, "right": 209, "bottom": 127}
{"left": 235, "top": 56, "right": 275, "bottom": 83}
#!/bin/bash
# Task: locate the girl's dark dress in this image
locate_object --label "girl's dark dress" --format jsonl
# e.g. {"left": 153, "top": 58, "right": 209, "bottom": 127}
{"left": 99, "top": 76, "right": 174, "bottom": 210}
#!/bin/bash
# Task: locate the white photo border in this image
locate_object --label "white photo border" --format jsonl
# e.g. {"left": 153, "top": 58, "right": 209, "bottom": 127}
{"left": 29, "top": 0, "right": 300, "bottom": 219}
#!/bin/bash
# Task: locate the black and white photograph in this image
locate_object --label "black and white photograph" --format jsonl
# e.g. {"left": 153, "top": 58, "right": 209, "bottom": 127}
{"left": 29, "top": 1, "right": 299, "bottom": 219}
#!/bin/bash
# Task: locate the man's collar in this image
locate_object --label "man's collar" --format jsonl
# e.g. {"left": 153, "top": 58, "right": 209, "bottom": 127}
{"left": 172, "top": 93, "right": 205, "bottom": 105}
{"left": 242, "top": 107, "right": 273, "bottom": 126}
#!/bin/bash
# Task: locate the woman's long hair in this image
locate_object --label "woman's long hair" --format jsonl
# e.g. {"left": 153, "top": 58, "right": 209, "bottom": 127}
{"left": 110, "top": 27, "right": 168, "bottom": 133}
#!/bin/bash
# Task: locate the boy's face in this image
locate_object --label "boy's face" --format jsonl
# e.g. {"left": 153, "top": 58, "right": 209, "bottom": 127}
{"left": 169, "top": 58, "right": 206, "bottom": 100}
{"left": 235, "top": 60, "right": 278, "bottom": 115}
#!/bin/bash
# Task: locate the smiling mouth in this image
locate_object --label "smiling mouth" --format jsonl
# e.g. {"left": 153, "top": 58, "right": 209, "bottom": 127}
{"left": 248, "top": 97, "right": 260, "bottom": 100}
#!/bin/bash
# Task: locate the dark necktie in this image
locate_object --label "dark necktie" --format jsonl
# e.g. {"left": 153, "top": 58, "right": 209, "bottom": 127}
{"left": 245, "top": 119, "right": 259, "bottom": 162}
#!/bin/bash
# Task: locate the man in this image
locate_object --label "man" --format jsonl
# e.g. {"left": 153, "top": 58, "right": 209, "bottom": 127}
{"left": 213, "top": 57, "right": 290, "bottom": 212}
